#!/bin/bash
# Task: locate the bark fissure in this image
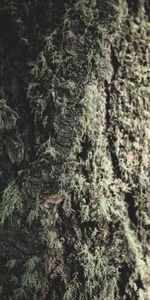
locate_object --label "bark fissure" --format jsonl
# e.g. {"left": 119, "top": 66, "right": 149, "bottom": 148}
{"left": 104, "top": 45, "right": 121, "bottom": 179}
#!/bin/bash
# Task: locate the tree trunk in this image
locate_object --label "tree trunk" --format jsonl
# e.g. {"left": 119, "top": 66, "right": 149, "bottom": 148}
{"left": 0, "top": 1, "right": 149, "bottom": 299}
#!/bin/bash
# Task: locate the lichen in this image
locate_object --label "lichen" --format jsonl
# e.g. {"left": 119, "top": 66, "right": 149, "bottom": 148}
{"left": 0, "top": 98, "right": 18, "bottom": 130}
{"left": 0, "top": 180, "right": 23, "bottom": 225}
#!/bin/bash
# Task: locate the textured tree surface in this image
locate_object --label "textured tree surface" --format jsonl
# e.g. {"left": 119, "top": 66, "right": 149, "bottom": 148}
{"left": 0, "top": 1, "right": 149, "bottom": 299}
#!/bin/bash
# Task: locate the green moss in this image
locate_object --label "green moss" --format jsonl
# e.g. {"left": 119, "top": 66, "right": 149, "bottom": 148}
{"left": 27, "top": 209, "right": 39, "bottom": 226}
{"left": 6, "top": 259, "right": 17, "bottom": 270}
{"left": 38, "top": 137, "right": 58, "bottom": 160}
{"left": 21, "top": 256, "right": 41, "bottom": 291}
{"left": 40, "top": 218, "right": 57, "bottom": 248}
{"left": 107, "top": 9, "right": 150, "bottom": 296}
{"left": 74, "top": 0, "right": 97, "bottom": 26}
{"left": 0, "top": 181, "right": 23, "bottom": 225}
{"left": 64, "top": 243, "right": 118, "bottom": 300}
{"left": 61, "top": 2, "right": 149, "bottom": 299}
{"left": 0, "top": 98, "right": 18, "bottom": 130}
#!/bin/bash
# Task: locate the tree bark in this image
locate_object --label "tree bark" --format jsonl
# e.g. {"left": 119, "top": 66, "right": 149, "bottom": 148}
{"left": 0, "top": 1, "right": 149, "bottom": 299}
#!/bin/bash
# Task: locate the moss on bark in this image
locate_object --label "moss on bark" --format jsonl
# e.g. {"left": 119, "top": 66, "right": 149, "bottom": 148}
{"left": 0, "top": 0, "right": 149, "bottom": 299}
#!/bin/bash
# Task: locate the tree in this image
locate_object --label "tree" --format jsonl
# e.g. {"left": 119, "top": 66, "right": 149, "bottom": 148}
{"left": 0, "top": 0, "right": 149, "bottom": 299}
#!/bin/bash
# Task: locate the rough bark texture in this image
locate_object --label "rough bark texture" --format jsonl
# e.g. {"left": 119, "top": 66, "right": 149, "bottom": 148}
{"left": 0, "top": 1, "right": 149, "bottom": 299}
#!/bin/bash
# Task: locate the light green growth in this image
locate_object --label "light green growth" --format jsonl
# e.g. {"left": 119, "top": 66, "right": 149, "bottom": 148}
{"left": 62, "top": 72, "right": 129, "bottom": 221}
{"left": 24, "top": 256, "right": 40, "bottom": 272}
{"left": 0, "top": 98, "right": 18, "bottom": 130}
{"left": 107, "top": 8, "right": 150, "bottom": 295}
{"left": 79, "top": 79, "right": 99, "bottom": 135}
{"left": 60, "top": 2, "right": 149, "bottom": 299}
{"left": 38, "top": 137, "right": 58, "bottom": 160}
{"left": 79, "top": 244, "right": 108, "bottom": 296}
{"left": 110, "top": 0, "right": 128, "bottom": 25}
{"left": 0, "top": 181, "right": 23, "bottom": 225}
{"left": 80, "top": 203, "right": 90, "bottom": 222}
{"left": 51, "top": 1, "right": 130, "bottom": 298}
{"left": 27, "top": 209, "right": 39, "bottom": 227}
{"left": 74, "top": 0, "right": 97, "bottom": 25}
{"left": 64, "top": 244, "right": 118, "bottom": 300}
{"left": 10, "top": 256, "right": 42, "bottom": 299}
{"left": 13, "top": 288, "right": 26, "bottom": 300}
{"left": 63, "top": 274, "right": 81, "bottom": 300}
{"left": 10, "top": 276, "right": 19, "bottom": 285}
{"left": 21, "top": 256, "right": 41, "bottom": 293}
{"left": 40, "top": 218, "right": 57, "bottom": 248}
{"left": 6, "top": 258, "right": 17, "bottom": 270}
